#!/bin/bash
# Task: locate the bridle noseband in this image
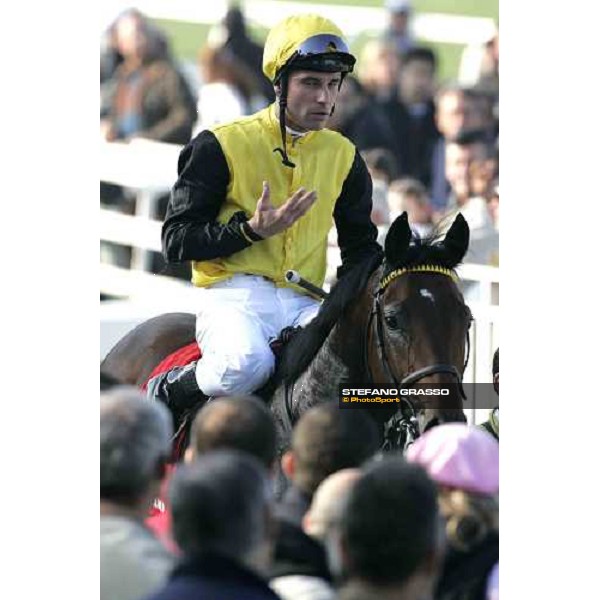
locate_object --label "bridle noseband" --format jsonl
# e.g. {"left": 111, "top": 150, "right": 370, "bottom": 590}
{"left": 364, "top": 265, "right": 471, "bottom": 450}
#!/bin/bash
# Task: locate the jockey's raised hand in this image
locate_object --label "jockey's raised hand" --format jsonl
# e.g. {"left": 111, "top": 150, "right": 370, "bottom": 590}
{"left": 247, "top": 181, "right": 317, "bottom": 239}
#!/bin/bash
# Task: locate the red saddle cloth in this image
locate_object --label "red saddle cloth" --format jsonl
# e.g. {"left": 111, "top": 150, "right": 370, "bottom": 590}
{"left": 140, "top": 342, "right": 202, "bottom": 391}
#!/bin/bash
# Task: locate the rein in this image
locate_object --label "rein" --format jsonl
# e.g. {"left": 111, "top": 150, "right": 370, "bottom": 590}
{"left": 364, "top": 265, "right": 471, "bottom": 451}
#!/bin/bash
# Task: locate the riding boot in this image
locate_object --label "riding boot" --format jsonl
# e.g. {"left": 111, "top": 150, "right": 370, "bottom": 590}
{"left": 146, "top": 361, "right": 208, "bottom": 418}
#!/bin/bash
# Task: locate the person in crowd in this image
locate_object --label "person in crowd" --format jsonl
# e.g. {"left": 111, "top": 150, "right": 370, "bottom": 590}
{"left": 100, "top": 9, "right": 196, "bottom": 145}
{"left": 100, "top": 387, "right": 175, "bottom": 600}
{"left": 474, "top": 31, "right": 499, "bottom": 133}
{"left": 430, "top": 85, "right": 490, "bottom": 212}
{"left": 459, "top": 27, "right": 499, "bottom": 102}
{"left": 440, "top": 128, "right": 498, "bottom": 264}
{"left": 144, "top": 392, "right": 333, "bottom": 597}
{"left": 270, "top": 469, "right": 361, "bottom": 600}
{"left": 193, "top": 45, "right": 251, "bottom": 135}
{"left": 477, "top": 31, "right": 499, "bottom": 95}
{"left": 407, "top": 423, "right": 499, "bottom": 600}
{"left": 333, "top": 458, "right": 444, "bottom": 600}
{"left": 327, "top": 76, "right": 399, "bottom": 162}
{"left": 361, "top": 147, "right": 398, "bottom": 186}
{"left": 277, "top": 403, "right": 380, "bottom": 527}
{"left": 380, "top": 47, "right": 440, "bottom": 188}
{"left": 145, "top": 450, "right": 281, "bottom": 600}
{"left": 100, "top": 8, "right": 198, "bottom": 248}
{"left": 382, "top": 0, "right": 415, "bottom": 57}
{"left": 145, "top": 14, "right": 383, "bottom": 422}
{"left": 267, "top": 406, "right": 378, "bottom": 600}
{"left": 302, "top": 468, "right": 361, "bottom": 546}
{"left": 220, "top": 5, "right": 275, "bottom": 105}
{"left": 361, "top": 148, "right": 399, "bottom": 228}
{"left": 356, "top": 39, "right": 402, "bottom": 102}
{"left": 443, "top": 129, "right": 492, "bottom": 212}
{"left": 146, "top": 395, "right": 277, "bottom": 545}
{"left": 100, "top": 13, "right": 125, "bottom": 86}
{"left": 387, "top": 177, "right": 434, "bottom": 238}
{"left": 186, "top": 394, "right": 277, "bottom": 466}
{"left": 480, "top": 348, "right": 499, "bottom": 440}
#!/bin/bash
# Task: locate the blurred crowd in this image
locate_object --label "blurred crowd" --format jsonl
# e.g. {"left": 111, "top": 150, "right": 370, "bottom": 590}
{"left": 100, "top": 2, "right": 498, "bottom": 269}
{"left": 101, "top": 348, "right": 499, "bottom": 600}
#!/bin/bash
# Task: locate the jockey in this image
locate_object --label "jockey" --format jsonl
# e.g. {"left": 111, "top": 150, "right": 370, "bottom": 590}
{"left": 147, "top": 14, "right": 383, "bottom": 414}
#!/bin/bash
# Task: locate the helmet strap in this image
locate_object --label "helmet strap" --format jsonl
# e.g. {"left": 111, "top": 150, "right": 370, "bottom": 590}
{"left": 273, "top": 71, "right": 296, "bottom": 169}
{"left": 330, "top": 72, "right": 348, "bottom": 117}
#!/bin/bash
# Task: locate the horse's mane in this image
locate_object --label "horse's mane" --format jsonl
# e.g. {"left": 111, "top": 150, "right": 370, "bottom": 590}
{"left": 275, "top": 252, "right": 383, "bottom": 386}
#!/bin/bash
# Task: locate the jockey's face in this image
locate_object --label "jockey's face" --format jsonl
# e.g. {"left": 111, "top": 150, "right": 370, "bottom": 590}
{"left": 280, "top": 70, "right": 342, "bottom": 132}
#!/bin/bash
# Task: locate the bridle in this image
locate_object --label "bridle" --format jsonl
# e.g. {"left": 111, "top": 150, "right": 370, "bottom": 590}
{"left": 363, "top": 265, "right": 471, "bottom": 451}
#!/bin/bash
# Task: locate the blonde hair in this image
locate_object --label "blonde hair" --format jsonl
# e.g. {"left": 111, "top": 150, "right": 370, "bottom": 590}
{"left": 438, "top": 488, "right": 498, "bottom": 552}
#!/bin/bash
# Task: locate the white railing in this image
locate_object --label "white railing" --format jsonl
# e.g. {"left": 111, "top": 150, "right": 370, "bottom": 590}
{"left": 100, "top": 138, "right": 182, "bottom": 269}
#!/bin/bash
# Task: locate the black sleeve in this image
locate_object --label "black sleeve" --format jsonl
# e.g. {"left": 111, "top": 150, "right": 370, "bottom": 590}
{"left": 333, "top": 150, "right": 384, "bottom": 277}
{"left": 162, "top": 129, "right": 255, "bottom": 263}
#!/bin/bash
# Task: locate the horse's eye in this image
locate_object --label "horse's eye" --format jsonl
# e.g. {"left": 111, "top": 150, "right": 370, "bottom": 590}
{"left": 384, "top": 313, "right": 401, "bottom": 330}
{"left": 385, "top": 315, "right": 397, "bottom": 329}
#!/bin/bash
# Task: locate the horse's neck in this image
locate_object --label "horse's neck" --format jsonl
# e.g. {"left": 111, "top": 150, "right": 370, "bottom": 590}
{"left": 284, "top": 267, "right": 379, "bottom": 413}
{"left": 292, "top": 320, "right": 365, "bottom": 409}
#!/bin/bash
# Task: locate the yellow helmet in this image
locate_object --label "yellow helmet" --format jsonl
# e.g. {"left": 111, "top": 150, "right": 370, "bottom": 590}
{"left": 263, "top": 14, "right": 355, "bottom": 83}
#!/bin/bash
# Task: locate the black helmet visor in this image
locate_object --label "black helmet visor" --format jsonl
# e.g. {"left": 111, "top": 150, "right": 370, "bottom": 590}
{"left": 276, "top": 34, "right": 356, "bottom": 82}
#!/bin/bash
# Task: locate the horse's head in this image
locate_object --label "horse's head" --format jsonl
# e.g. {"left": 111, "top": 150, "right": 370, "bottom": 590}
{"left": 366, "top": 212, "right": 472, "bottom": 434}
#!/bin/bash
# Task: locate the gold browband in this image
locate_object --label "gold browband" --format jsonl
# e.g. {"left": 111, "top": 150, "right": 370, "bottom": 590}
{"left": 380, "top": 265, "right": 459, "bottom": 290}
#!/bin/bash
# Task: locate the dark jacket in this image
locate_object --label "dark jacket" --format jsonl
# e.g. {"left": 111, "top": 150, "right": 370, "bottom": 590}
{"left": 435, "top": 532, "right": 498, "bottom": 600}
{"left": 379, "top": 98, "right": 440, "bottom": 188}
{"left": 270, "top": 518, "right": 332, "bottom": 582}
{"left": 144, "top": 553, "right": 281, "bottom": 600}
{"left": 274, "top": 484, "right": 312, "bottom": 527}
{"left": 337, "top": 102, "right": 399, "bottom": 163}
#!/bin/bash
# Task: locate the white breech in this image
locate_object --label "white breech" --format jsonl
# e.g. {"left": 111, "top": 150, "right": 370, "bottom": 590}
{"left": 194, "top": 274, "right": 321, "bottom": 396}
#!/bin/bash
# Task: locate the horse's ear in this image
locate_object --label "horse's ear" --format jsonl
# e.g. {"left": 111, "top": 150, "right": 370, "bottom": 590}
{"left": 385, "top": 211, "right": 412, "bottom": 266}
{"left": 442, "top": 213, "right": 470, "bottom": 267}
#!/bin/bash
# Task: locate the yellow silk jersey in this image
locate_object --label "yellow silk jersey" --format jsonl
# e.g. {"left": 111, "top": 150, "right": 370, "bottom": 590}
{"left": 162, "top": 104, "right": 382, "bottom": 296}
{"left": 192, "top": 105, "right": 353, "bottom": 289}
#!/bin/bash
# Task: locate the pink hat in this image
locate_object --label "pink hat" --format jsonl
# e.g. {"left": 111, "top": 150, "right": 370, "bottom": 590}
{"left": 406, "top": 423, "right": 499, "bottom": 495}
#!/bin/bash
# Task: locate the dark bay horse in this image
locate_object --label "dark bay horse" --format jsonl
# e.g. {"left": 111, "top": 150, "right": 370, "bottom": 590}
{"left": 101, "top": 213, "right": 472, "bottom": 459}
